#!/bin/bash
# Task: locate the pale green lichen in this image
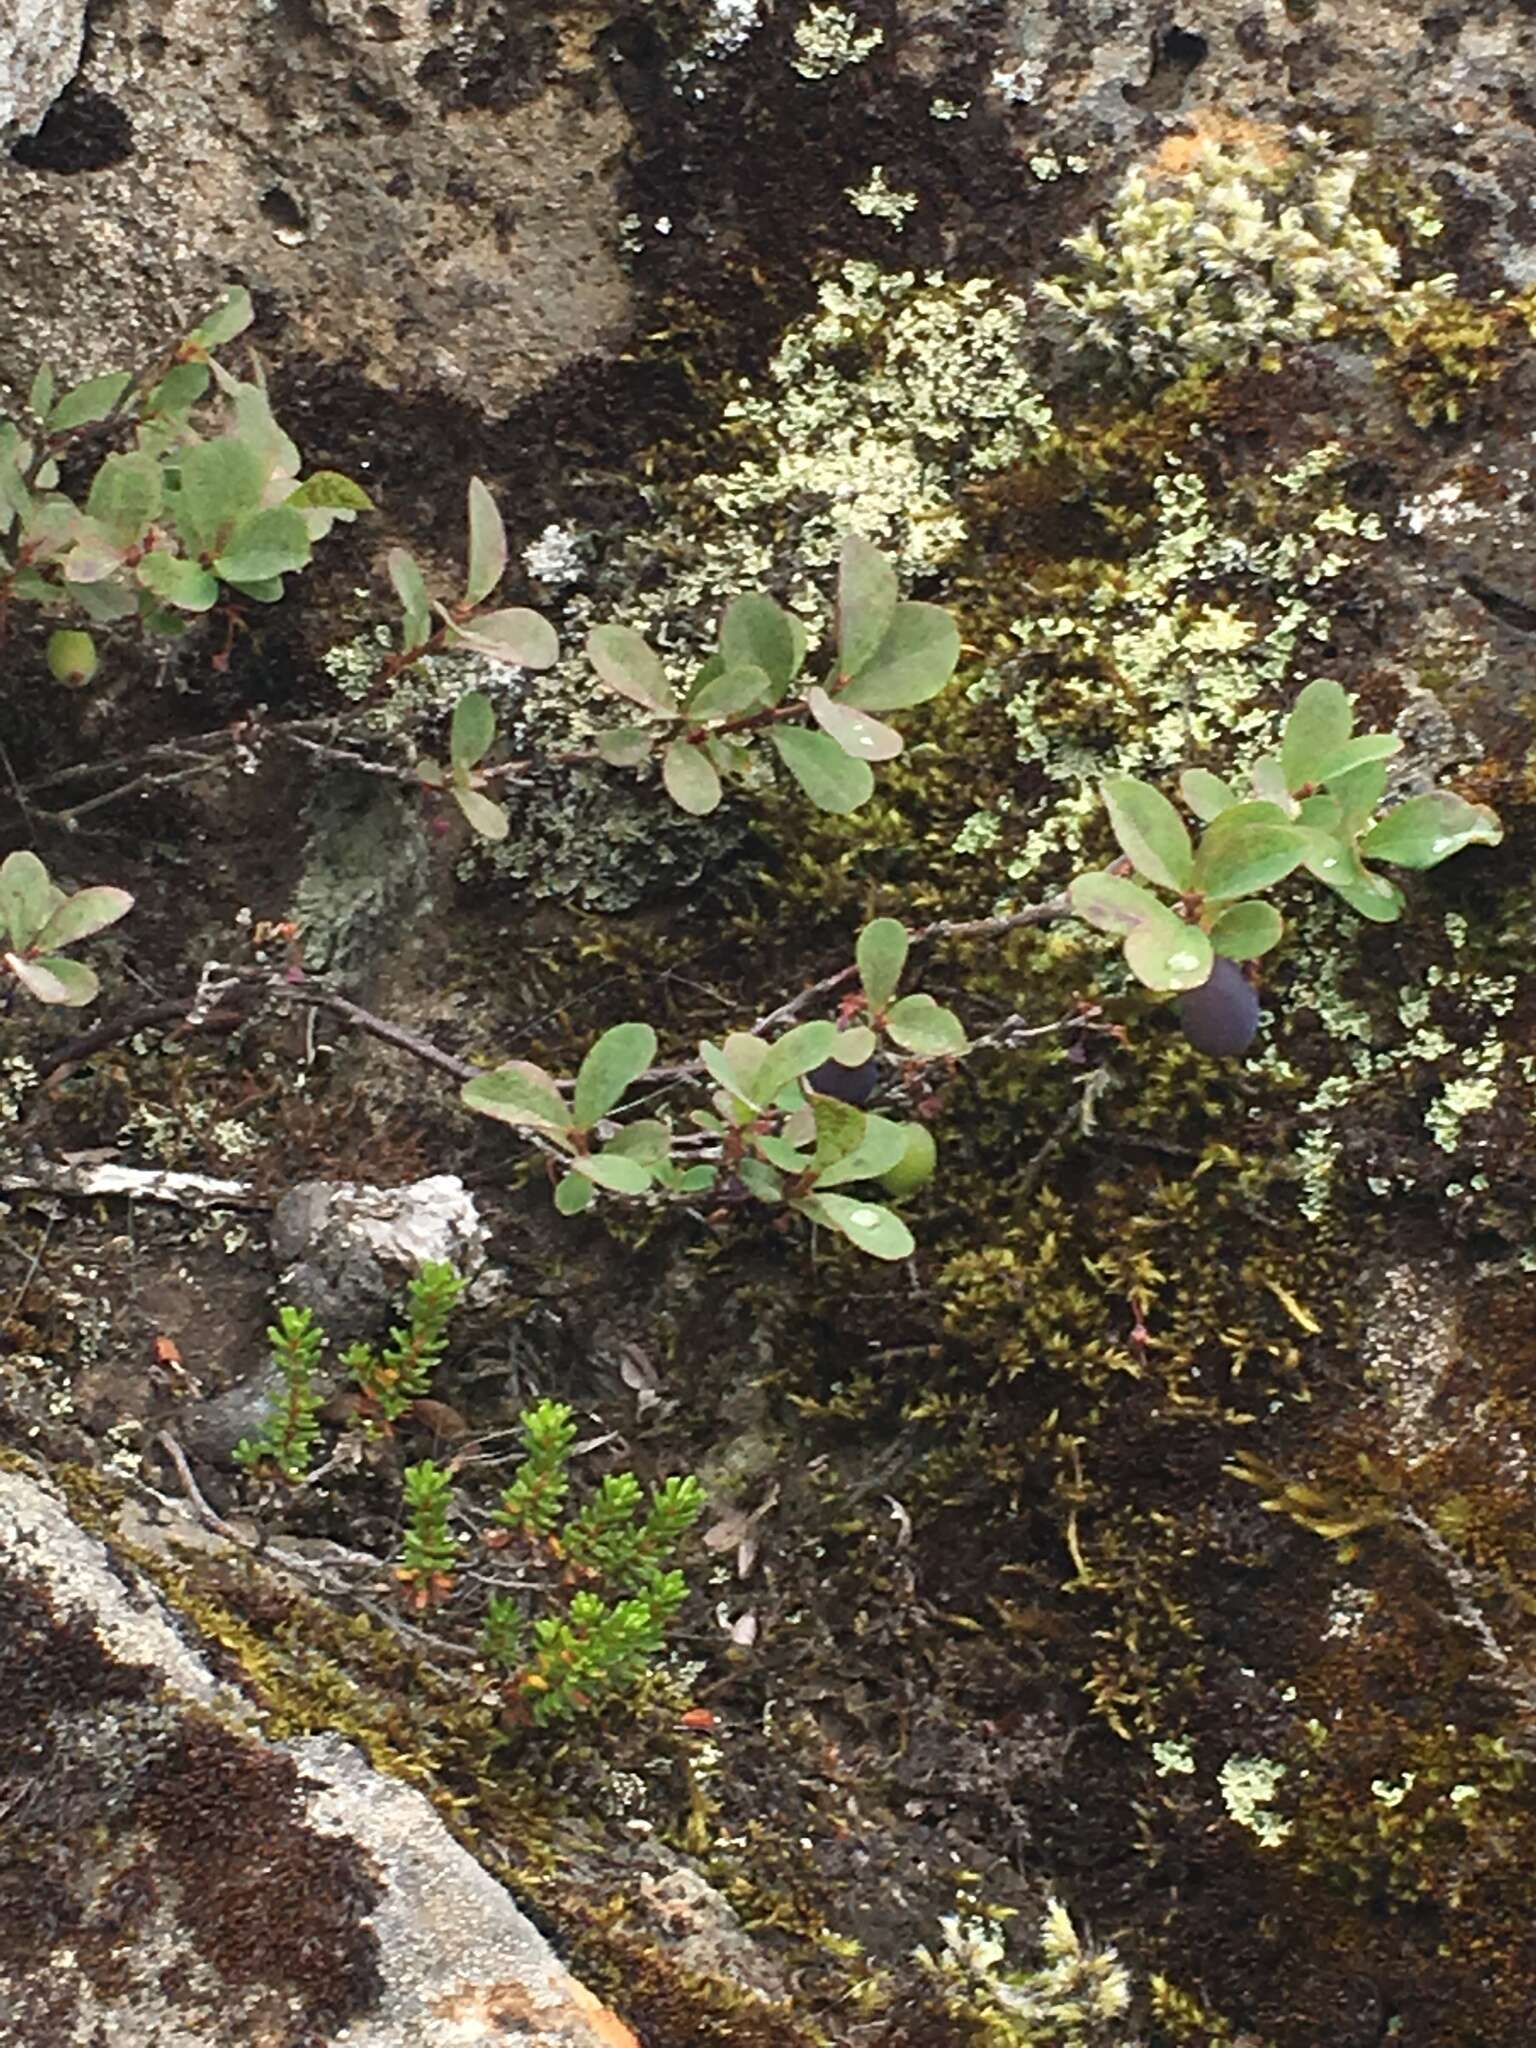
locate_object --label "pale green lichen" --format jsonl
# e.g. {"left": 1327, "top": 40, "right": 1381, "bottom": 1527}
{"left": 790, "top": 3, "right": 882, "bottom": 79}
{"left": 1425, "top": 1039, "right": 1506, "bottom": 1154}
{"left": 1152, "top": 1737, "right": 1196, "bottom": 1777}
{"left": 1037, "top": 128, "right": 1454, "bottom": 377}
{"left": 966, "top": 444, "right": 1378, "bottom": 889}
{"left": 693, "top": 260, "right": 1052, "bottom": 588}
{"left": 845, "top": 166, "right": 919, "bottom": 228}
{"left": 1219, "top": 1754, "right": 1291, "bottom": 1848}
{"left": 1253, "top": 911, "right": 1523, "bottom": 1212}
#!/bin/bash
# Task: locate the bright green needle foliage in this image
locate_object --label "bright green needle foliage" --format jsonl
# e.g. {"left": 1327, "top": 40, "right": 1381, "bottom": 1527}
{"left": 342, "top": 1259, "right": 463, "bottom": 1427}
{"left": 489, "top": 1398, "right": 578, "bottom": 1539}
{"left": 565, "top": 1472, "right": 707, "bottom": 1590}
{"left": 0, "top": 287, "right": 370, "bottom": 683}
{"left": 1071, "top": 678, "right": 1502, "bottom": 1010}
{"left": 236, "top": 1261, "right": 464, "bottom": 1490}
{"left": 480, "top": 1405, "right": 703, "bottom": 1725}
{"left": 514, "top": 1578, "right": 689, "bottom": 1726}
{"left": 1, "top": 849, "right": 133, "bottom": 1008}
{"left": 396, "top": 1460, "right": 460, "bottom": 1610}
{"left": 233, "top": 1307, "right": 327, "bottom": 1485}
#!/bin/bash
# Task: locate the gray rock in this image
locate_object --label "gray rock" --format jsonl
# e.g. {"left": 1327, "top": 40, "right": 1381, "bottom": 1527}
{"left": 0, "top": 0, "right": 631, "bottom": 412}
{"left": 0, "top": 0, "right": 86, "bottom": 140}
{"left": 175, "top": 1360, "right": 294, "bottom": 1470}
{"left": 272, "top": 1173, "right": 487, "bottom": 1344}
{"left": 0, "top": 1468, "right": 641, "bottom": 2048}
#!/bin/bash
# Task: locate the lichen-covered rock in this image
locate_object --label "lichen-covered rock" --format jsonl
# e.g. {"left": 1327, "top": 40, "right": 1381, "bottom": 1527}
{"left": 0, "top": 0, "right": 85, "bottom": 140}
{"left": 0, "top": 1467, "right": 639, "bottom": 2048}
{"left": 0, "top": 0, "right": 632, "bottom": 411}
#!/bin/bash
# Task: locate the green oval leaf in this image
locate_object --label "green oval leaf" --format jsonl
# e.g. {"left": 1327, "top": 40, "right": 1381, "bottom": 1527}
{"left": 1101, "top": 776, "right": 1195, "bottom": 892}
{"left": 143, "top": 361, "right": 212, "bottom": 418}
{"left": 455, "top": 606, "right": 559, "bottom": 669}
{"left": 587, "top": 624, "right": 678, "bottom": 714}
{"left": 857, "top": 917, "right": 909, "bottom": 1011}
{"left": 453, "top": 787, "right": 509, "bottom": 841}
{"left": 136, "top": 550, "right": 219, "bottom": 612}
{"left": 837, "top": 601, "right": 960, "bottom": 711}
{"left": 806, "top": 685, "right": 903, "bottom": 762}
{"left": 0, "top": 850, "right": 52, "bottom": 949}
{"left": 1207, "top": 899, "right": 1283, "bottom": 962}
{"left": 388, "top": 546, "right": 430, "bottom": 617}
{"left": 795, "top": 1191, "right": 915, "bottom": 1261}
{"left": 174, "top": 436, "right": 267, "bottom": 553}
{"left": 1280, "top": 678, "right": 1353, "bottom": 792}
{"left": 1123, "top": 915, "right": 1213, "bottom": 992}
{"left": 47, "top": 372, "right": 132, "bottom": 435}
{"left": 286, "top": 470, "right": 374, "bottom": 512}
{"left": 225, "top": 575, "right": 285, "bottom": 605}
{"left": 189, "top": 285, "right": 254, "bottom": 350}
{"left": 812, "top": 1112, "right": 910, "bottom": 1187}
{"left": 464, "top": 476, "right": 507, "bottom": 606}
{"left": 837, "top": 534, "right": 899, "bottom": 679}
{"left": 602, "top": 1118, "right": 672, "bottom": 1167}
{"left": 662, "top": 738, "right": 722, "bottom": 815}
{"left": 461, "top": 1060, "right": 570, "bottom": 1133}
{"left": 720, "top": 592, "right": 799, "bottom": 687}
{"left": 34, "top": 886, "right": 133, "bottom": 953}
{"left": 1314, "top": 732, "right": 1401, "bottom": 783}
{"left": 573, "top": 1022, "right": 658, "bottom": 1128}
{"left": 755, "top": 1019, "right": 840, "bottom": 1105}
{"left": 1323, "top": 756, "right": 1389, "bottom": 835}
{"left": 596, "top": 726, "right": 652, "bottom": 768}
{"left": 450, "top": 690, "right": 496, "bottom": 768}
{"left": 770, "top": 726, "right": 874, "bottom": 813}
{"left": 809, "top": 1096, "right": 868, "bottom": 1171}
{"left": 1179, "top": 767, "right": 1240, "bottom": 823}
{"left": 1359, "top": 791, "right": 1503, "bottom": 869}
{"left": 1334, "top": 875, "right": 1405, "bottom": 923}
{"left": 1193, "top": 815, "right": 1313, "bottom": 900}
{"left": 213, "top": 502, "right": 311, "bottom": 582}
{"left": 1068, "top": 871, "right": 1169, "bottom": 935}
{"left": 554, "top": 1172, "right": 596, "bottom": 1215}
{"left": 884, "top": 992, "right": 967, "bottom": 1057}
{"left": 687, "top": 662, "right": 772, "bottom": 720}
{"left": 573, "top": 1152, "right": 653, "bottom": 1194}
{"left": 7, "top": 952, "right": 100, "bottom": 1006}
{"left": 700, "top": 1030, "right": 770, "bottom": 1108}
{"left": 87, "top": 452, "right": 163, "bottom": 545}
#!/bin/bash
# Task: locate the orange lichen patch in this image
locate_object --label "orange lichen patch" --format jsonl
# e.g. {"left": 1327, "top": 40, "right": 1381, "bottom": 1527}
{"left": 434, "top": 1969, "right": 642, "bottom": 2047}
{"left": 1151, "top": 111, "right": 1289, "bottom": 179}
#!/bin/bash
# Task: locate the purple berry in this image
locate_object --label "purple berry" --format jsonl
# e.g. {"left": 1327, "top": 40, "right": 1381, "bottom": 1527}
{"left": 805, "top": 1054, "right": 880, "bottom": 1104}
{"left": 1176, "top": 955, "right": 1261, "bottom": 1056}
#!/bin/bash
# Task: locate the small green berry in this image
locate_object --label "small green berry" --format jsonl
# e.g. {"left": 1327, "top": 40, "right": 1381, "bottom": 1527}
{"left": 877, "top": 1122, "right": 936, "bottom": 1197}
